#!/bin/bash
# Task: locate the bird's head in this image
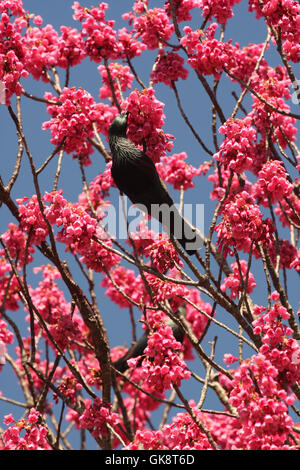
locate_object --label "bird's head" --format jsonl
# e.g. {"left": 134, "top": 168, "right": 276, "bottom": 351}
{"left": 109, "top": 112, "right": 129, "bottom": 138}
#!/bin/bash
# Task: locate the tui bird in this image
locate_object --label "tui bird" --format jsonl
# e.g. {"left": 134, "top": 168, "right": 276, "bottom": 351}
{"left": 112, "top": 311, "right": 185, "bottom": 373}
{"left": 108, "top": 112, "right": 202, "bottom": 255}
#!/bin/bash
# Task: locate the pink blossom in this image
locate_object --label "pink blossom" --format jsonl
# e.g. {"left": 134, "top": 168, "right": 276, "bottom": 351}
{"left": 254, "top": 160, "right": 293, "bottom": 205}
{"left": 143, "top": 233, "right": 183, "bottom": 273}
{"left": 123, "top": 7, "right": 174, "bottom": 50}
{"left": 290, "top": 250, "right": 300, "bottom": 273}
{"left": 215, "top": 191, "right": 275, "bottom": 255}
{"left": 199, "top": 0, "right": 242, "bottom": 25}
{"left": 77, "top": 162, "right": 114, "bottom": 215}
{"left": 0, "top": 222, "right": 35, "bottom": 265}
{"left": 57, "top": 25, "right": 86, "bottom": 68}
{"left": 156, "top": 152, "right": 200, "bottom": 190}
{"left": 98, "top": 62, "right": 134, "bottom": 101}
{"left": 2, "top": 409, "right": 50, "bottom": 450}
{"left": 227, "top": 354, "right": 295, "bottom": 449}
{"left": 23, "top": 24, "right": 60, "bottom": 81}
{"left": 0, "top": 1, "right": 25, "bottom": 17}
{"left": 275, "top": 193, "right": 300, "bottom": 228}
{"left": 0, "top": 7, "right": 28, "bottom": 104}
{"left": 72, "top": 1, "right": 122, "bottom": 62}
{"left": 123, "top": 88, "right": 174, "bottom": 163}
{"left": 101, "top": 266, "right": 149, "bottom": 308}
{"left": 42, "top": 87, "right": 97, "bottom": 165}
{"left": 0, "top": 259, "right": 21, "bottom": 311}
{"left": 249, "top": 0, "right": 300, "bottom": 62}
{"left": 181, "top": 24, "right": 234, "bottom": 79}
{"left": 252, "top": 301, "right": 300, "bottom": 387}
{"left": 165, "top": 0, "right": 202, "bottom": 23}
{"left": 250, "top": 95, "right": 297, "bottom": 150}
{"left": 221, "top": 259, "right": 256, "bottom": 299}
{"left": 17, "top": 194, "right": 49, "bottom": 245}
{"left": 125, "top": 401, "right": 212, "bottom": 450}
{"left": 214, "top": 117, "right": 257, "bottom": 173}
{"left": 28, "top": 265, "right": 84, "bottom": 351}
{"left": 145, "top": 273, "right": 189, "bottom": 309}
{"left": 117, "top": 27, "right": 146, "bottom": 59}
{"left": 135, "top": 311, "right": 190, "bottom": 393}
{"left": 150, "top": 49, "right": 189, "bottom": 87}
{"left": 78, "top": 397, "right": 122, "bottom": 440}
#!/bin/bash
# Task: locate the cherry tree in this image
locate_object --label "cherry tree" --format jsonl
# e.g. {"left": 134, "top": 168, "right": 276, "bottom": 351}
{"left": 0, "top": 0, "right": 300, "bottom": 450}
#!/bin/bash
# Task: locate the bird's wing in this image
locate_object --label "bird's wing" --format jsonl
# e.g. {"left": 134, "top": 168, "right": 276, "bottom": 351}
{"left": 111, "top": 140, "right": 174, "bottom": 208}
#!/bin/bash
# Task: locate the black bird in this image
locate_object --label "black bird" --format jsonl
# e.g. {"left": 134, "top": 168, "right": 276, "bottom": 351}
{"left": 108, "top": 112, "right": 202, "bottom": 255}
{"left": 112, "top": 315, "right": 185, "bottom": 373}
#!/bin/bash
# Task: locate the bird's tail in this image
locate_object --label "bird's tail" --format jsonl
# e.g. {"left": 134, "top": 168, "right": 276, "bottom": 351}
{"left": 161, "top": 205, "right": 203, "bottom": 256}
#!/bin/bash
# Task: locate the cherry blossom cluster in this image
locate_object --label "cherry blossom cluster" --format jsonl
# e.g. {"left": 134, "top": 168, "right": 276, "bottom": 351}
{"left": 143, "top": 233, "right": 183, "bottom": 273}
{"left": 54, "top": 375, "right": 83, "bottom": 406}
{"left": 17, "top": 194, "right": 49, "bottom": 245}
{"left": 57, "top": 25, "right": 87, "bottom": 68}
{"left": 275, "top": 192, "right": 300, "bottom": 228}
{"left": 123, "top": 87, "right": 174, "bottom": 163}
{"left": 208, "top": 167, "right": 252, "bottom": 201}
{"left": 0, "top": 3, "right": 28, "bottom": 104}
{"left": 78, "top": 162, "right": 114, "bottom": 215}
{"left": 78, "top": 397, "right": 122, "bottom": 441}
{"left": 150, "top": 49, "right": 189, "bottom": 87}
{"left": 250, "top": 93, "right": 297, "bottom": 151}
{"left": 215, "top": 191, "right": 275, "bottom": 255}
{"left": 43, "top": 191, "right": 120, "bottom": 272}
{"left": 228, "top": 42, "right": 269, "bottom": 84}
{"left": 1, "top": 0, "right": 299, "bottom": 452}
{"left": 89, "top": 102, "right": 119, "bottom": 138}
{"left": 227, "top": 354, "right": 296, "bottom": 450}
{"left": 254, "top": 160, "right": 294, "bottom": 205}
{"left": 214, "top": 117, "right": 257, "bottom": 173}
{"left": 0, "top": 222, "right": 35, "bottom": 266}
{"left": 221, "top": 259, "right": 256, "bottom": 299}
{"left": 42, "top": 87, "right": 97, "bottom": 164}
{"left": 123, "top": 6, "right": 174, "bottom": 50}
{"left": 270, "top": 239, "right": 299, "bottom": 272}
{"left": 127, "top": 310, "right": 190, "bottom": 393}
{"left": 23, "top": 24, "right": 61, "bottom": 81}
{"left": 156, "top": 151, "right": 201, "bottom": 190}
{"left": 117, "top": 27, "right": 146, "bottom": 59}
{"left": 17, "top": 190, "right": 119, "bottom": 273}
{"left": 21, "top": 18, "right": 85, "bottom": 81}
{"left": 145, "top": 273, "right": 189, "bottom": 309}
{"left": 0, "top": 319, "right": 14, "bottom": 366}
{"left": 248, "top": 0, "right": 300, "bottom": 62}
{"left": 0, "top": 0, "right": 25, "bottom": 17}
{"left": 0, "top": 258, "right": 21, "bottom": 312}
{"left": 2, "top": 408, "right": 50, "bottom": 450}
{"left": 101, "top": 266, "right": 149, "bottom": 308}
{"left": 72, "top": 2, "right": 122, "bottom": 61}
{"left": 125, "top": 401, "right": 212, "bottom": 450}
{"left": 199, "top": 0, "right": 242, "bottom": 25}
{"left": 42, "top": 87, "right": 117, "bottom": 164}
{"left": 253, "top": 293, "right": 300, "bottom": 388}
{"left": 97, "top": 62, "right": 134, "bottom": 101}
{"left": 164, "top": 0, "right": 201, "bottom": 23}
{"left": 181, "top": 23, "right": 233, "bottom": 79}
{"left": 28, "top": 265, "right": 84, "bottom": 351}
